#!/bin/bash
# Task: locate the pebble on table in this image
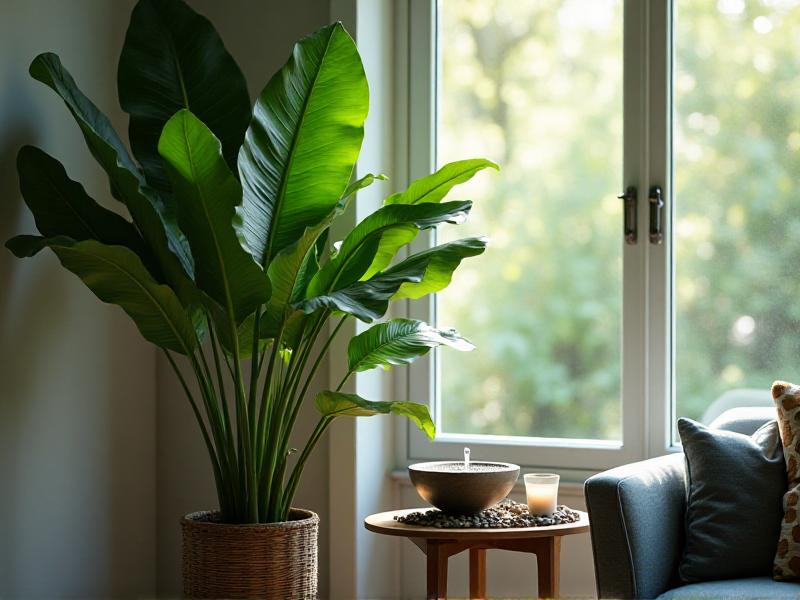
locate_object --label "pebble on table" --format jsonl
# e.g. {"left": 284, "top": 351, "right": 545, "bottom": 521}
{"left": 393, "top": 500, "right": 581, "bottom": 529}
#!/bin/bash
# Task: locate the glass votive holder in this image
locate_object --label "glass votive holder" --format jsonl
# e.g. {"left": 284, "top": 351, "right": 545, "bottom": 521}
{"left": 524, "top": 473, "right": 560, "bottom": 516}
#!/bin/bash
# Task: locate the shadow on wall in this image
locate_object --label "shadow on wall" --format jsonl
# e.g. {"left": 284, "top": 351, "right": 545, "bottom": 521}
{"left": 0, "top": 0, "right": 157, "bottom": 595}
{"left": 0, "top": 72, "right": 38, "bottom": 591}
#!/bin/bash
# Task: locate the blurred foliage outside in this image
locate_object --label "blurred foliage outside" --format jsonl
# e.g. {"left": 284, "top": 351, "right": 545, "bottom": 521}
{"left": 435, "top": 0, "right": 800, "bottom": 441}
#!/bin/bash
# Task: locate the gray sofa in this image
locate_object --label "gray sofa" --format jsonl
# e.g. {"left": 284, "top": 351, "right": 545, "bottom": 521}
{"left": 584, "top": 407, "right": 800, "bottom": 599}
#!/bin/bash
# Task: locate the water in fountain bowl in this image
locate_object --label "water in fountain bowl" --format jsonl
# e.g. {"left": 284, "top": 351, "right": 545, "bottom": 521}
{"left": 408, "top": 461, "right": 520, "bottom": 515}
{"left": 417, "top": 462, "right": 516, "bottom": 473}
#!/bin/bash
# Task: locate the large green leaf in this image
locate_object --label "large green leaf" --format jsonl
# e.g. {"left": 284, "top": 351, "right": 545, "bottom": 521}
{"left": 158, "top": 109, "right": 269, "bottom": 325}
{"left": 15, "top": 237, "right": 198, "bottom": 354}
{"left": 297, "top": 258, "right": 428, "bottom": 322}
{"left": 15, "top": 145, "right": 148, "bottom": 258}
{"left": 392, "top": 237, "right": 488, "bottom": 300}
{"left": 262, "top": 206, "right": 343, "bottom": 336}
{"left": 6, "top": 235, "right": 53, "bottom": 258}
{"left": 315, "top": 390, "right": 435, "bottom": 439}
{"left": 307, "top": 200, "right": 473, "bottom": 297}
{"left": 259, "top": 173, "right": 385, "bottom": 339}
{"left": 384, "top": 158, "right": 499, "bottom": 205}
{"left": 29, "top": 53, "right": 196, "bottom": 304}
{"left": 348, "top": 318, "right": 473, "bottom": 373}
{"left": 118, "top": 0, "right": 251, "bottom": 196}
{"left": 238, "top": 22, "right": 369, "bottom": 265}
{"left": 300, "top": 237, "right": 485, "bottom": 322}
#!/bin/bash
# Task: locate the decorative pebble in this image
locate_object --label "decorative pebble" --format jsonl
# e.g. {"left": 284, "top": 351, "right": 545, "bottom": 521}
{"left": 393, "top": 500, "right": 581, "bottom": 529}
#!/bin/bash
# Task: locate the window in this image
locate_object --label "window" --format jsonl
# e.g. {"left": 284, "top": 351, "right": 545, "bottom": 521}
{"left": 401, "top": 0, "right": 800, "bottom": 471}
{"left": 672, "top": 0, "right": 800, "bottom": 439}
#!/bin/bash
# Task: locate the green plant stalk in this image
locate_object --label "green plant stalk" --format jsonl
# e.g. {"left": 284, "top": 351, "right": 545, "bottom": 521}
{"left": 280, "top": 415, "right": 332, "bottom": 518}
{"left": 192, "top": 350, "right": 240, "bottom": 514}
{"left": 265, "top": 314, "right": 321, "bottom": 519}
{"left": 248, "top": 306, "right": 263, "bottom": 435}
{"left": 270, "top": 315, "right": 346, "bottom": 519}
{"left": 231, "top": 334, "right": 258, "bottom": 522}
{"left": 195, "top": 341, "right": 237, "bottom": 484}
{"left": 255, "top": 320, "right": 285, "bottom": 482}
{"left": 206, "top": 323, "right": 242, "bottom": 516}
{"left": 256, "top": 318, "right": 285, "bottom": 470}
{"left": 164, "top": 350, "right": 231, "bottom": 515}
{"left": 265, "top": 314, "right": 325, "bottom": 516}
{"left": 256, "top": 318, "right": 290, "bottom": 520}
{"left": 207, "top": 320, "right": 236, "bottom": 479}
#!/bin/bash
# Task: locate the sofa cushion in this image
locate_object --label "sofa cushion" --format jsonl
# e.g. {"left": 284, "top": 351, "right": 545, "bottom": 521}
{"left": 657, "top": 576, "right": 800, "bottom": 599}
{"left": 772, "top": 381, "right": 800, "bottom": 580}
{"left": 677, "top": 417, "right": 785, "bottom": 583}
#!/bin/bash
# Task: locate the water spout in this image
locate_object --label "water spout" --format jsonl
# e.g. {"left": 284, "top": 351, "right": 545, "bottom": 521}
{"left": 464, "top": 447, "right": 471, "bottom": 471}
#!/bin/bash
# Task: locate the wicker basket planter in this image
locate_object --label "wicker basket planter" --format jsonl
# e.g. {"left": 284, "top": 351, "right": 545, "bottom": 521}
{"left": 182, "top": 508, "right": 319, "bottom": 599}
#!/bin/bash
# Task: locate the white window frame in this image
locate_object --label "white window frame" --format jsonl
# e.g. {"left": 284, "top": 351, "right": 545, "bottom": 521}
{"left": 394, "top": 0, "right": 675, "bottom": 475}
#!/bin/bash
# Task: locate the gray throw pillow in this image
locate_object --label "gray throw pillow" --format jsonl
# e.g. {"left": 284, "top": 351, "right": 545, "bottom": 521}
{"left": 678, "top": 417, "right": 786, "bottom": 584}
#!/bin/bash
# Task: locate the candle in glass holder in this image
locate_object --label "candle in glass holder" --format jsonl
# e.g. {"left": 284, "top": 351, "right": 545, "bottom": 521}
{"left": 524, "top": 473, "right": 560, "bottom": 516}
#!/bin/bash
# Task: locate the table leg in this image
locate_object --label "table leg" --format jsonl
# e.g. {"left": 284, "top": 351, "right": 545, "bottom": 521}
{"left": 469, "top": 548, "right": 486, "bottom": 599}
{"left": 534, "top": 537, "right": 561, "bottom": 599}
{"left": 426, "top": 540, "right": 449, "bottom": 600}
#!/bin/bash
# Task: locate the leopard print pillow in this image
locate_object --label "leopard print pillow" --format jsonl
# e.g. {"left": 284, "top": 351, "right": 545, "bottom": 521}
{"left": 772, "top": 381, "right": 800, "bottom": 580}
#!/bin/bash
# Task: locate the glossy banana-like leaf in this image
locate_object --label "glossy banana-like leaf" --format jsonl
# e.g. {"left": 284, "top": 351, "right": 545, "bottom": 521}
{"left": 29, "top": 53, "right": 197, "bottom": 305}
{"left": 261, "top": 207, "right": 341, "bottom": 339}
{"left": 307, "top": 200, "right": 473, "bottom": 297}
{"left": 260, "top": 173, "right": 385, "bottom": 339}
{"left": 238, "top": 22, "right": 369, "bottom": 265}
{"left": 384, "top": 158, "right": 499, "bottom": 205}
{"left": 158, "top": 110, "right": 270, "bottom": 325}
{"left": 20, "top": 237, "right": 198, "bottom": 354}
{"left": 16, "top": 145, "right": 148, "bottom": 259}
{"left": 347, "top": 318, "right": 473, "bottom": 373}
{"left": 298, "top": 256, "right": 429, "bottom": 322}
{"left": 315, "top": 390, "right": 435, "bottom": 439}
{"left": 300, "top": 236, "right": 485, "bottom": 322}
{"left": 118, "top": 0, "right": 251, "bottom": 196}
{"left": 392, "top": 237, "right": 488, "bottom": 300}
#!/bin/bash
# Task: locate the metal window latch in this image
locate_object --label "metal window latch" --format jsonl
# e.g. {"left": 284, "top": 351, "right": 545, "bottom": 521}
{"left": 618, "top": 186, "right": 637, "bottom": 245}
{"left": 649, "top": 185, "right": 664, "bottom": 244}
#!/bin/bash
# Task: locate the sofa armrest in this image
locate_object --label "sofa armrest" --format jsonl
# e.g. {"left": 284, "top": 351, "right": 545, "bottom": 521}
{"left": 585, "top": 453, "right": 686, "bottom": 599}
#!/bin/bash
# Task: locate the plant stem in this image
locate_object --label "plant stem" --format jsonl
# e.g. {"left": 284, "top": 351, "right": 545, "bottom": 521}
{"left": 207, "top": 319, "right": 235, "bottom": 471}
{"left": 279, "top": 315, "right": 347, "bottom": 470}
{"left": 265, "top": 312, "right": 331, "bottom": 520}
{"left": 281, "top": 416, "right": 332, "bottom": 518}
{"left": 248, "top": 307, "right": 262, "bottom": 441}
{"left": 164, "top": 350, "right": 230, "bottom": 515}
{"left": 256, "top": 320, "right": 284, "bottom": 465}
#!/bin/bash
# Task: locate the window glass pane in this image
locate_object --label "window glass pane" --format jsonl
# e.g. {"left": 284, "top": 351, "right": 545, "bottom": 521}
{"left": 435, "top": 0, "right": 623, "bottom": 440}
{"left": 674, "top": 0, "right": 800, "bottom": 430}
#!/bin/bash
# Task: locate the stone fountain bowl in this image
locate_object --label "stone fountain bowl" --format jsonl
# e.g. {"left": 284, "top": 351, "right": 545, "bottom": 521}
{"left": 408, "top": 461, "right": 520, "bottom": 515}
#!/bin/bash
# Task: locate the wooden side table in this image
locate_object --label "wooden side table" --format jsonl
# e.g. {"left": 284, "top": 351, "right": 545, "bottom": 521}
{"left": 365, "top": 508, "right": 589, "bottom": 600}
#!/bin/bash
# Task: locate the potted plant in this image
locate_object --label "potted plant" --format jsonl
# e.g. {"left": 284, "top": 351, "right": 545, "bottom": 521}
{"left": 5, "top": 0, "right": 497, "bottom": 597}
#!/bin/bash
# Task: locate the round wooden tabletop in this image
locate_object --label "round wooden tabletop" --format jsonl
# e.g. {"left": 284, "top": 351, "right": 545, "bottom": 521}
{"left": 364, "top": 508, "right": 589, "bottom": 540}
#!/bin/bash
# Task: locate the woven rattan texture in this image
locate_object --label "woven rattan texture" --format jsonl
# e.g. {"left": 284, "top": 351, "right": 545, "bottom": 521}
{"left": 182, "top": 508, "right": 319, "bottom": 599}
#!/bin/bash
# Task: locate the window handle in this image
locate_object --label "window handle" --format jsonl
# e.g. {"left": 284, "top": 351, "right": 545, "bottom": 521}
{"left": 649, "top": 185, "right": 664, "bottom": 244}
{"left": 618, "top": 186, "right": 637, "bottom": 245}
